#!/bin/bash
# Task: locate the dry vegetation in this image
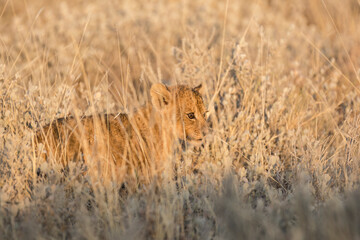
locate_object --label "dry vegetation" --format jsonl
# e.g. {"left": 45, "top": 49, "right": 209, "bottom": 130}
{"left": 1, "top": 0, "right": 360, "bottom": 239}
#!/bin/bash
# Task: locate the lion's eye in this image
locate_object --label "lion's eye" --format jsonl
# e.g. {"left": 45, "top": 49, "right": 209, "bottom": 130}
{"left": 187, "top": 112, "right": 195, "bottom": 119}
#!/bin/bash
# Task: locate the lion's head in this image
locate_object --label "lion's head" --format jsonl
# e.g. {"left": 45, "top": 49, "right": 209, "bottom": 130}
{"left": 150, "top": 83, "right": 208, "bottom": 146}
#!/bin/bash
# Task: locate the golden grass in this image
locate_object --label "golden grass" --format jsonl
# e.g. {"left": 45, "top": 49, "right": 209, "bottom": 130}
{"left": 0, "top": 0, "right": 360, "bottom": 239}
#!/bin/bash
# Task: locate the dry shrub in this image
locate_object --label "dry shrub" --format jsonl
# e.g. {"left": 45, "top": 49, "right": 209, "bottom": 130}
{"left": 0, "top": 0, "right": 360, "bottom": 239}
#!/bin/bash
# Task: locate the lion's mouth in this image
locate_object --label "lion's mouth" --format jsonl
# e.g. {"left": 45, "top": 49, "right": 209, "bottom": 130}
{"left": 186, "top": 136, "right": 202, "bottom": 142}
{"left": 178, "top": 137, "right": 204, "bottom": 150}
{"left": 185, "top": 136, "right": 203, "bottom": 147}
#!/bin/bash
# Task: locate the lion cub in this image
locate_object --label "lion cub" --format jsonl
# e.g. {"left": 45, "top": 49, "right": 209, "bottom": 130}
{"left": 35, "top": 83, "right": 208, "bottom": 185}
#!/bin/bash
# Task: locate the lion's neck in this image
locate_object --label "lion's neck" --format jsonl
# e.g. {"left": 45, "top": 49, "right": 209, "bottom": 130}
{"left": 131, "top": 104, "right": 176, "bottom": 160}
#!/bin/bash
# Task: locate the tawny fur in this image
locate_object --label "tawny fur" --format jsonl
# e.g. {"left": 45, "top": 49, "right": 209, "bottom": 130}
{"left": 35, "top": 84, "right": 208, "bottom": 185}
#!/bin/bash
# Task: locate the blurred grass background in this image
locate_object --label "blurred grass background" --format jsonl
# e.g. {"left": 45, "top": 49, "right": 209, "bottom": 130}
{"left": 0, "top": 0, "right": 360, "bottom": 239}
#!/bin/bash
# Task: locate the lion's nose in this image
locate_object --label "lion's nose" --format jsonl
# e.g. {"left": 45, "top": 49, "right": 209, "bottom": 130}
{"left": 202, "top": 124, "right": 209, "bottom": 136}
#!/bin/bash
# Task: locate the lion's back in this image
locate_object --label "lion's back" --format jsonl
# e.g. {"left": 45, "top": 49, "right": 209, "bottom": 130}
{"left": 35, "top": 113, "right": 134, "bottom": 164}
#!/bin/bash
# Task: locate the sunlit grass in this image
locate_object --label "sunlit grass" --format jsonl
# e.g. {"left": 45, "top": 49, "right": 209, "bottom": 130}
{"left": 0, "top": 0, "right": 359, "bottom": 239}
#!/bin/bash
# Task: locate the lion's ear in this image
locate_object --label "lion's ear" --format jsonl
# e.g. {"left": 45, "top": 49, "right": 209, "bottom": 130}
{"left": 193, "top": 84, "right": 203, "bottom": 94}
{"left": 150, "top": 83, "right": 171, "bottom": 110}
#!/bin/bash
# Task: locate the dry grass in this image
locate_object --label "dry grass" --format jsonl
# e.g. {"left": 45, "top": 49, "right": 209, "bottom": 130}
{"left": 1, "top": 0, "right": 360, "bottom": 239}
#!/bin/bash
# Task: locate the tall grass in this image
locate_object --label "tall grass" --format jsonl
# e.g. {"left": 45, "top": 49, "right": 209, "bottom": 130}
{"left": 0, "top": 0, "right": 359, "bottom": 239}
